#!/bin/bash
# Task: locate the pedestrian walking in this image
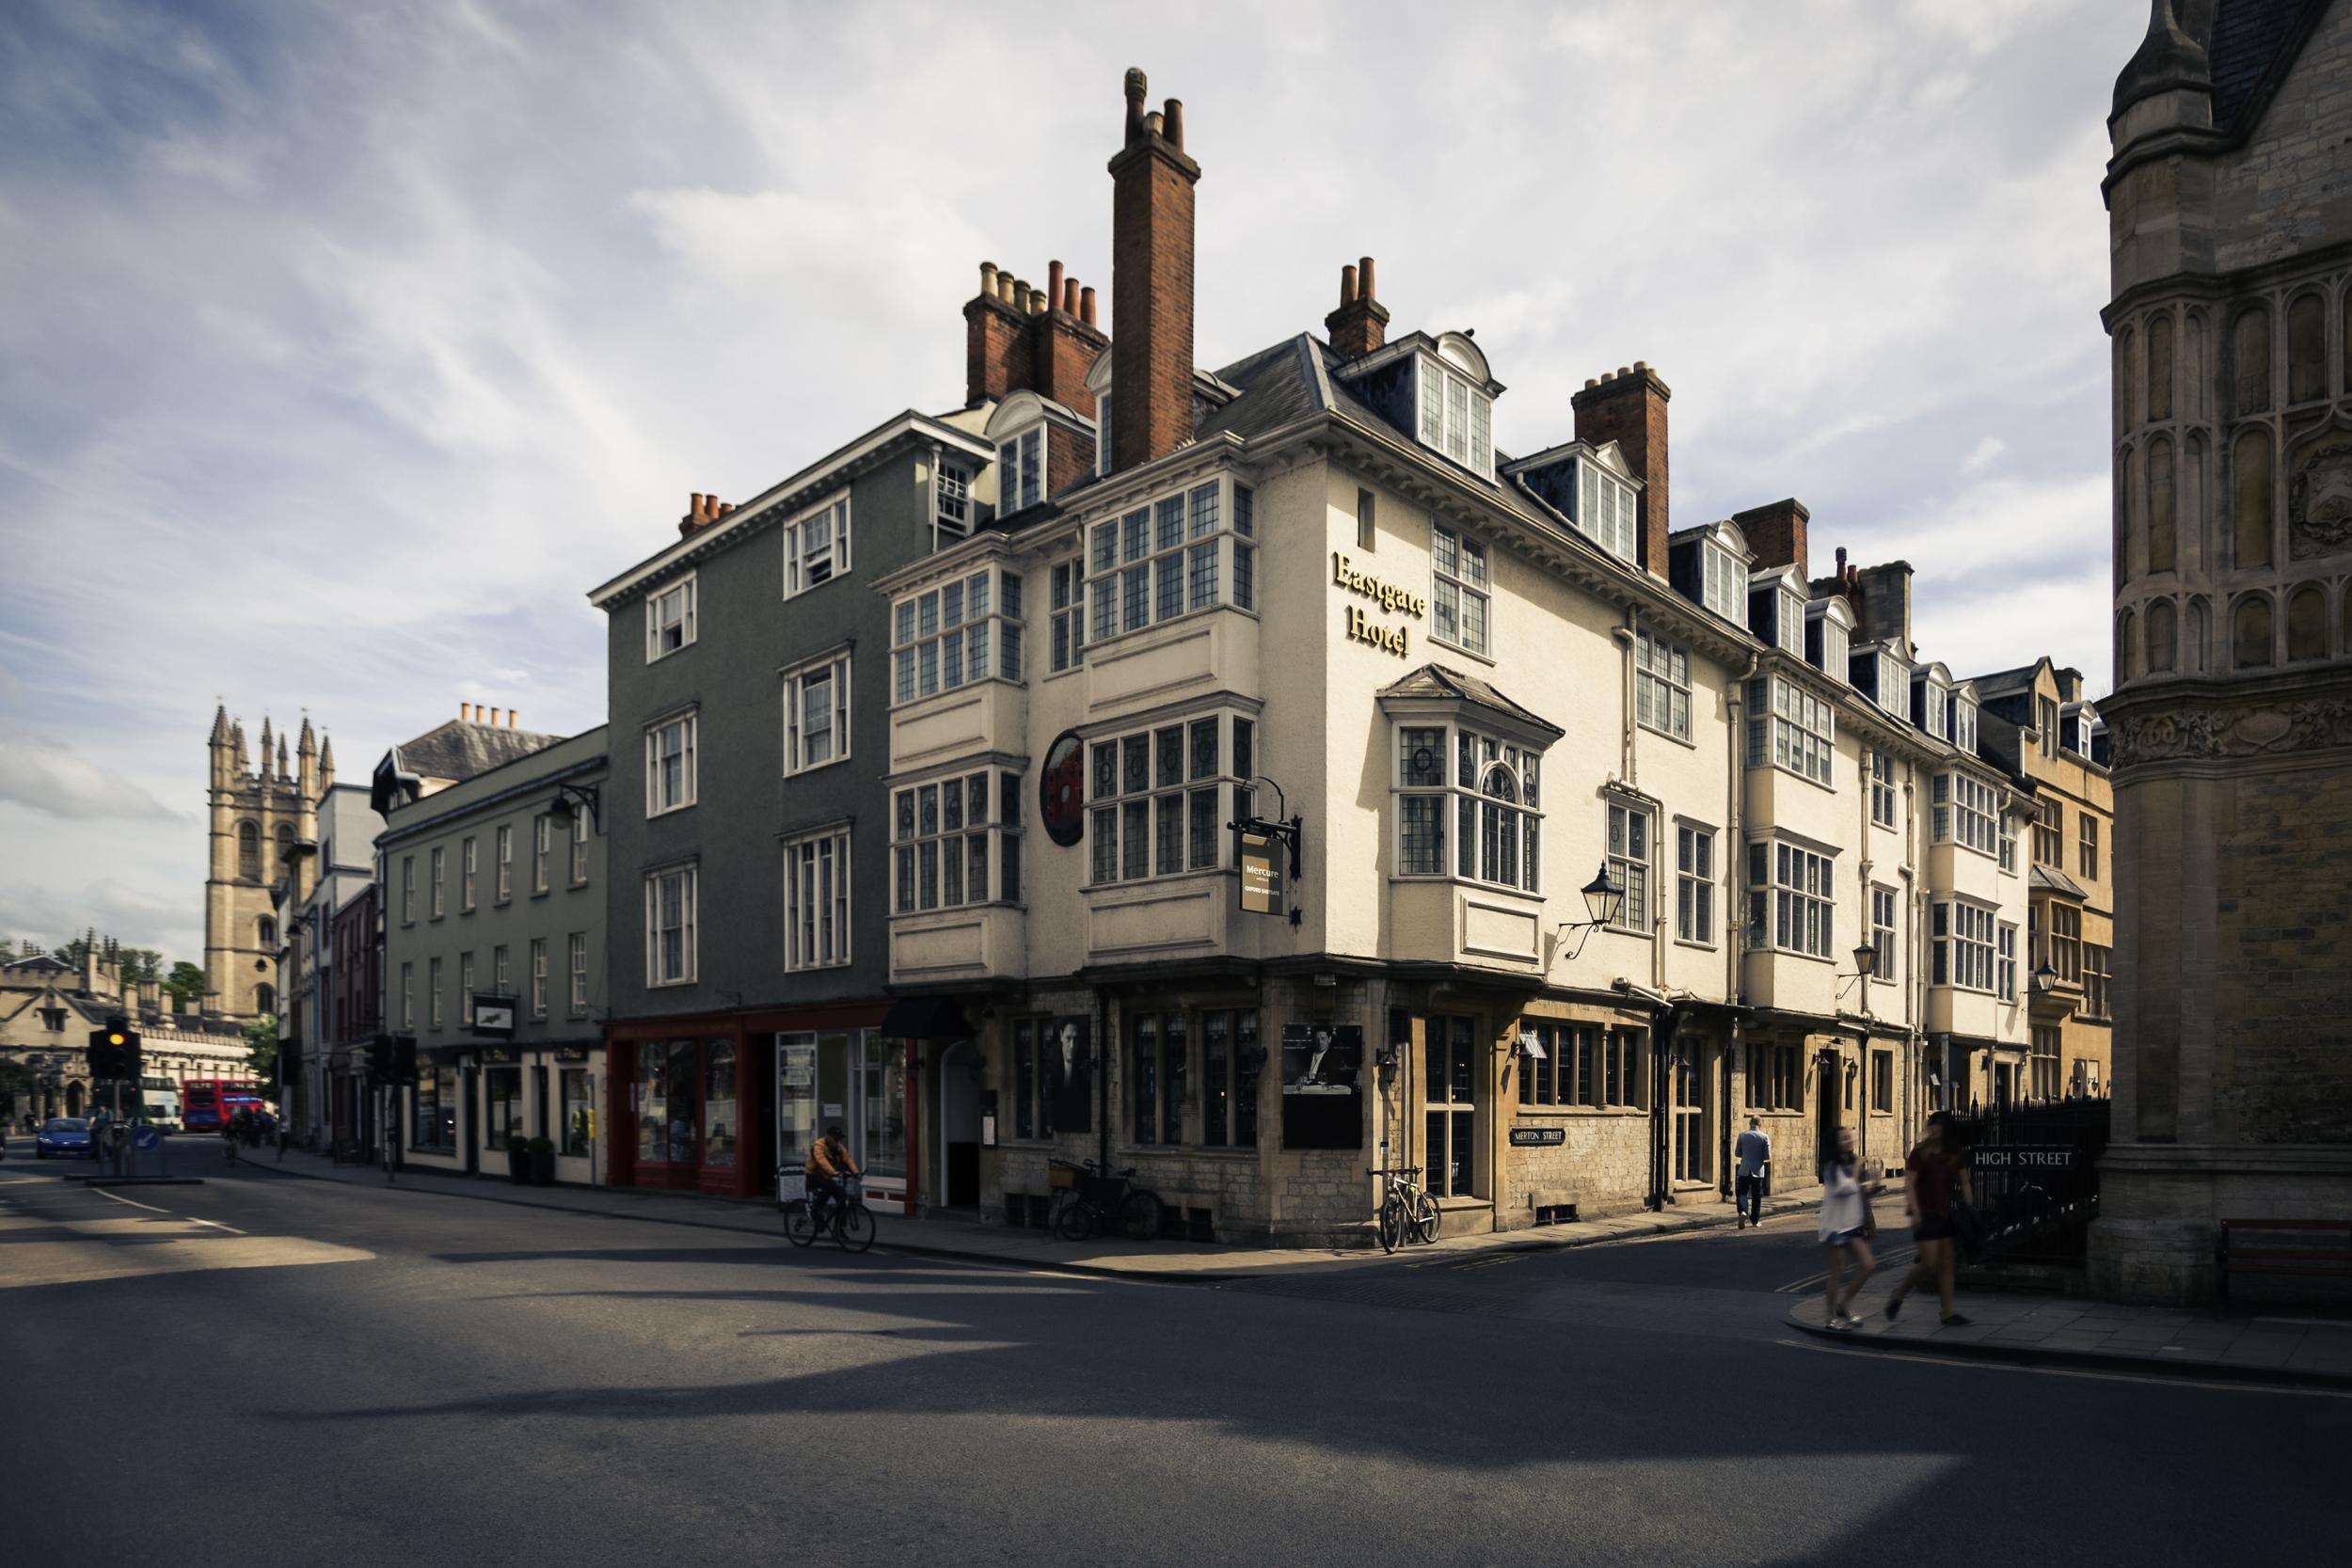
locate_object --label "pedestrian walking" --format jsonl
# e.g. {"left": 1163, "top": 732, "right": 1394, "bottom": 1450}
{"left": 1885, "top": 1111, "right": 1973, "bottom": 1326}
{"left": 1818, "top": 1126, "right": 1877, "bottom": 1328}
{"left": 1734, "top": 1117, "right": 1772, "bottom": 1228}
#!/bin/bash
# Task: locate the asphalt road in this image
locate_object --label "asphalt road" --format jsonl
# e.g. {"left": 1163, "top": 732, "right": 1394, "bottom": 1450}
{"left": 2, "top": 1141, "right": 2344, "bottom": 1567}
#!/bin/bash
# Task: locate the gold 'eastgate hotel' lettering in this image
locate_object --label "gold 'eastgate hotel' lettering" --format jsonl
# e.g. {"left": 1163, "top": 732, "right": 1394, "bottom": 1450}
{"left": 1344, "top": 601, "right": 1408, "bottom": 656}
{"left": 1333, "top": 552, "right": 1426, "bottom": 618}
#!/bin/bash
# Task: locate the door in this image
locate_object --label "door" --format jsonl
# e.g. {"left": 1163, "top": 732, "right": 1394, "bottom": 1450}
{"left": 1424, "top": 1016, "right": 1479, "bottom": 1199}
{"left": 1673, "top": 1051, "right": 1708, "bottom": 1184}
{"left": 937, "top": 1040, "right": 982, "bottom": 1208}
{"left": 1816, "top": 1052, "right": 1839, "bottom": 1173}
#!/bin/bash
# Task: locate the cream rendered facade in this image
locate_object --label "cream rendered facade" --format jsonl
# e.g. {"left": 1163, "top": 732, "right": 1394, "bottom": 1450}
{"left": 878, "top": 373, "right": 2003, "bottom": 1243}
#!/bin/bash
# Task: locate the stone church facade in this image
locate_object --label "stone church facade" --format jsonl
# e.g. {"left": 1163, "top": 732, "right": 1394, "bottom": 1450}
{"left": 206, "top": 706, "right": 327, "bottom": 1022}
{"left": 2097, "top": 0, "right": 2352, "bottom": 1302}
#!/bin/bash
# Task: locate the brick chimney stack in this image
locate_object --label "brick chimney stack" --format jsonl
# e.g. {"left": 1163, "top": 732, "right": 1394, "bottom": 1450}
{"left": 1107, "top": 67, "right": 1200, "bottom": 474}
{"left": 1326, "top": 256, "right": 1390, "bottom": 359}
{"left": 963, "top": 258, "right": 1107, "bottom": 417}
{"left": 1033, "top": 257, "right": 1108, "bottom": 418}
{"left": 1571, "top": 362, "right": 1672, "bottom": 578}
{"left": 1733, "top": 497, "right": 1811, "bottom": 577}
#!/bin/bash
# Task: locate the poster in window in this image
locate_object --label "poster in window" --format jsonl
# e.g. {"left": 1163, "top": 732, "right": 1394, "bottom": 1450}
{"left": 1047, "top": 1016, "right": 1092, "bottom": 1132}
{"left": 1281, "top": 1022, "right": 1361, "bottom": 1094}
{"left": 1280, "top": 1023, "right": 1363, "bottom": 1148}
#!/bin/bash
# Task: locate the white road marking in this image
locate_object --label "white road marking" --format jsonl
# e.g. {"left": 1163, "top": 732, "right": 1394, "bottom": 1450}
{"left": 1774, "top": 1336, "right": 2351, "bottom": 1398}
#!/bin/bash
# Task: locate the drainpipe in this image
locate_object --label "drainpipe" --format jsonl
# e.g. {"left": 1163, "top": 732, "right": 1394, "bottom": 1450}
{"left": 1855, "top": 732, "right": 1874, "bottom": 1171}
{"left": 1723, "top": 651, "right": 1758, "bottom": 1199}
{"left": 1905, "top": 765, "right": 1923, "bottom": 1145}
{"left": 1615, "top": 612, "right": 1638, "bottom": 787}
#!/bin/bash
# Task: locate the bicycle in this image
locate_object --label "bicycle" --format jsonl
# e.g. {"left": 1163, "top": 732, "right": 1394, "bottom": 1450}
{"left": 1370, "top": 1164, "right": 1440, "bottom": 1253}
{"left": 1047, "top": 1157, "right": 1165, "bottom": 1243}
{"left": 783, "top": 1171, "right": 876, "bottom": 1253}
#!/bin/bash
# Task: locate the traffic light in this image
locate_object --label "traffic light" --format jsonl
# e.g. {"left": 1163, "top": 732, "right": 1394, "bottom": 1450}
{"left": 391, "top": 1036, "right": 418, "bottom": 1083}
{"left": 86, "top": 1014, "right": 139, "bottom": 1079}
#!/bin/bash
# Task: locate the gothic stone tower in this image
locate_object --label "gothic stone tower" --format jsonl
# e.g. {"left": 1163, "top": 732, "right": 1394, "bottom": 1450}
{"left": 204, "top": 705, "right": 327, "bottom": 1022}
{"left": 2095, "top": 0, "right": 2352, "bottom": 1304}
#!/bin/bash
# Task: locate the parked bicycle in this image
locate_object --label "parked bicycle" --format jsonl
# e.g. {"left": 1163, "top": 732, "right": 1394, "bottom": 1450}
{"left": 1048, "top": 1157, "right": 1165, "bottom": 1243}
{"left": 783, "top": 1171, "right": 876, "bottom": 1253}
{"left": 1370, "top": 1164, "right": 1440, "bottom": 1253}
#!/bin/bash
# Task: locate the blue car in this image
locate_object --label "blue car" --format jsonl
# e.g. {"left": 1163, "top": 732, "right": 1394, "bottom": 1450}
{"left": 35, "top": 1117, "right": 94, "bottom": 1159}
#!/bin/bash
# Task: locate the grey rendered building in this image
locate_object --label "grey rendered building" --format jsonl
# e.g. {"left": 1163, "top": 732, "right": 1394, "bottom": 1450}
{"left": 375, "top": 720, "right": 610, "bottom": 1183}
{"left": 586, "top": 406, "right": 1009, "bottom": 1206}
{"left": 281, "top": 779, "right": 379, "bottom": 1148}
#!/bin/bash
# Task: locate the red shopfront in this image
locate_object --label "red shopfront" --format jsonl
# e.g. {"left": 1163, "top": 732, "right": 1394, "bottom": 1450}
{"left": 607, "top": 1003, "right": 913, "bottom": 1207}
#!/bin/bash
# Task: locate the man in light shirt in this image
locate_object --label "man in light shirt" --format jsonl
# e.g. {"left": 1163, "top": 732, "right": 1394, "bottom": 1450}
{"left": 1734, "top": 1117, "right": 1772, "bottom": 1229}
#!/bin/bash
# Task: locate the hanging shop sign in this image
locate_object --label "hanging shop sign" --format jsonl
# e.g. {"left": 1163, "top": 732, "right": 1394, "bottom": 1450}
{"left": 471, "top": 995, "right": 516, "bottom": 1039}
{"left": 1239, "top": 829, "right": 1283, "bottom": 915}
{"left": 1333, "top": 552, "right": 1421, "bottom": 657}
{"left": 1040, "top": 731, "right": 1087, "bottom": 847}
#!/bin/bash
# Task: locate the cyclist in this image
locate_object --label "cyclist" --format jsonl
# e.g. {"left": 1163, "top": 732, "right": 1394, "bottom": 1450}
{"left": 803, "top": 1125, "right": 860, "bottom": 1227}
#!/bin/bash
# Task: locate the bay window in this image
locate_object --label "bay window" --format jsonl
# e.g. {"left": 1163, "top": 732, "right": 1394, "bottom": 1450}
{"left": 1746, "top": 676, "right": 1834, "bottom": 786}
{"left": 893, "top": 567, "right": 1025, "bottom": 705}
{"left": 1932, "top": 772, "right": 1997, "bottom": 854}
{"left": 1931, "top": 899, "right": 1994, "bottom": 991}
{"left": 1392, "top": 721, "right": 1544, "bottom": 894}
{"left": 1749, "top": 839, "right": 1836, "bottom": 958}
{"left": 894, "top": 770, "right": 1023, "bottom": 912}
{"left": 1049, "top": 560, "right": 1086, "bottom": 673}
{"left": 1085, "top": 477, "right": 1254, "bottom": 645}
{"left": 1089, "top": 714, "right": 1246, "bottom": 887}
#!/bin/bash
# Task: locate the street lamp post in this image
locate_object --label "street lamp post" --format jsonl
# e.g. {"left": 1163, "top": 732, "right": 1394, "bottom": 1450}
{"left": 1550, "top": 863, "right": 1628, "bottom": 964}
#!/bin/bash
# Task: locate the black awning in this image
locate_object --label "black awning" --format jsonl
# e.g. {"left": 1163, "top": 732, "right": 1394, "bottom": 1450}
{"left": 880, "top": 998, "right": 977, "bottom": 1040}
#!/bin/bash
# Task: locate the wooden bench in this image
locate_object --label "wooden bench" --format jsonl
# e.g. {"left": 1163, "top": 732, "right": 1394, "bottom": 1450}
{"left": 2214, "top": 1218, "right": 2352, "bottom": 1311}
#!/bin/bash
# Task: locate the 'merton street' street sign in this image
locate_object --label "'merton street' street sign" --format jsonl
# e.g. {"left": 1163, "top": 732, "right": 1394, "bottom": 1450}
{"left": 1509, "top": 1125, "right": 1566, "bottom": 1148}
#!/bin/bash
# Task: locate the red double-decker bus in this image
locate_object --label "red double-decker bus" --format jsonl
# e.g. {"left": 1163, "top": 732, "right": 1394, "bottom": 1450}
{"left": 183, "top": 1079, "right": 268, "bottom": 1132}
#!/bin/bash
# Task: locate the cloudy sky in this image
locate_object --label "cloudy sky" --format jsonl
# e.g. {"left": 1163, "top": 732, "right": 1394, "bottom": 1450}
{"left": 0, "top": 0, "right": 2144, "bottom": 962}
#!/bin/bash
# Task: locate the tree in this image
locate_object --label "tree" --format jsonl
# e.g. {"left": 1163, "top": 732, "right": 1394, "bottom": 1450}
{"left": 164, "top": 961, "right": 207, "bottom": 1014}
{"left": 0, "top": 1058, "right": 35, "bottom": 1117}
{"left": 118, "top": 947, "right": 163, "bottom": 986}
{"left": 245, "top": 1015, "right": 278, "bottom": 1082}
{"left": 0, "top": 936, "right": 15, "bottom": 962}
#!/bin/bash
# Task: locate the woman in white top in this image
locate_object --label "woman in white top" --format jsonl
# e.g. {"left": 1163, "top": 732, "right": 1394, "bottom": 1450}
{"left": 1818, "top": 1126, "right": 1877, "bottom": 1329}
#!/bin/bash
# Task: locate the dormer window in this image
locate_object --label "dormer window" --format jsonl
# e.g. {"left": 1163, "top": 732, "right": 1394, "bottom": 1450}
{"left": 997, "top": 428, "right": 1043, "bottom": 514}
{"left": 1576, "top": 461, "right": 1639, "bottom": 562}
{"left": 1954, "top": 694, "right": 1979, "bottom": 754}
{"left": 1700, "top": 538, "right": 1746, "bottom": 621}
{"left": 1776, "top": 588, "right": 1804, "bottom": 657}
{"left": 1414, "top": 334, "right": 1496, "bottom": 479}
{"left": 1806, "top": 602, "right": 1851, "bottom": 686}
{"left": 1916, "top": 674, "right": 1952, "bottom": 741}
{"left": 1094, "top": 394, "right": 1113, "bottom": 477}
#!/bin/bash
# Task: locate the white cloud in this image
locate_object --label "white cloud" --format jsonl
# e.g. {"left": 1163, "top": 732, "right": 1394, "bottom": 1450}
{"left": 1960, "top": 436, "right": 2008, "bottom": 476}
{"left": 0, "top": 732, "right": 181, "bottom": 821}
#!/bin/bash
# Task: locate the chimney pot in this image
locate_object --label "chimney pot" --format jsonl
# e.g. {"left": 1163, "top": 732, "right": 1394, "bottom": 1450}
{"left": 1633, "top": 359, "right": 1647, "bottom": 372}
{"left": 1080, "top": 285, "right": 1097, "bottom": 326}
{"left": 1340, "top": 264, "right": 1358, "bottom": 307}
{"left": 1124, "top": 67, "right": 1148, "bottom": 140}
{"left": 1163, "top": 98, "right": 1184, "bottom": 150}
{"left": 997, "top": 271, "right": 1015, "bottom": 304}
{"left": 1584, "top": 377, "right": 1599, "bottom": 389}
{"left": 1616, "top": 365, "right": 1631, "bottom": 378}
{"left": 506, "top": 710, "right": 516, "bottom": 729}
{"left": 1359, "top": 256, "right": 1376, "bottom": 300}
{"left": 1144, "top": 109, "right": 1163, "bottom": 138}
{"left": 1048, "top": 260, "right": 1065, "bottom": 307}
{"left": 1063, "top": 277, "right": 1079, "bottom": 314}
{"left": 1109, "top": 66, "right": 1200, "bottom": 471}
{"left": 1836, "top": 546, "right": 1848, "bottom": 573}
{"left": 979, "top": 261, "right": 997, "bottom": 296}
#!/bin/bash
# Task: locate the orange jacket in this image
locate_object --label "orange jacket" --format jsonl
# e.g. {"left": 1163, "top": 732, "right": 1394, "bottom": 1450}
{"left": 804, "top": 1137, "right": 859, "bottom": 1178}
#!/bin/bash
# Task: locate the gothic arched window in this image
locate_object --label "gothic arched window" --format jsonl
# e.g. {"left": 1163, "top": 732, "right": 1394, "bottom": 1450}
{"left": 2232, "top": 306, "right": 2271, "bottom": 416}
{"left": 274, "top": 823, "right": 294, "bottom": 875}
{"left": 2186, "top": 596, "right": 2210, "bottom": 673}
{"left": 2113, "top": 327, "right": 2134, "bottom": 434}
{"left": 2147, "top": 313, "right": 2173, "bottom": 422}
{"left": 2147, "top": 436, "right": 2175, "bottom": 573}
{"left": 237, "top": 821, "right": 260, "bottom": 880}
{"left": 255, "top": 983, "right": 276, "bottom": 1017}
{"left": 2118, "top": 607, "right": 2138, "bottom": 682}
{"left": 2286, "top": 585, "right": 2327, "bottom": 662}
{"left": 2146, "top": 599, "right": 2176, "bottom": 674}
{"left": 2285, "top": 293, "right": 2325, "bottom": 404}
{"left": 2233, "top": 594, "right": 2273, "bottom": 670}
{"left": 2233, "top": 428, "right": 2273, "bottom": 569}
{"left": 259, "top": 917, "right": 277, "bottom": 950}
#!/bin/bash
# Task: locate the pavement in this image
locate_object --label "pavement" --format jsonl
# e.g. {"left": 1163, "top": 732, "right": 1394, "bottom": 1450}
{"left": 233, "top": 1141, "right": 1831, "bottom": 1279}
{"left": 6, "top": 1142, "right": 2349, "bottom": 1567}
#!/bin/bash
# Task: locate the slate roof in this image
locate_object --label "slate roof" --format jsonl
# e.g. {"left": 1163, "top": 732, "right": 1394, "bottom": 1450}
{"left": 388, "top": 718, "right": 565, "bottom": 786}
{"left": 2032, "top": 864, "right": 2090, "bottom": 901}
{"left": 2207, "top": 0, "right": 2323, "bottom": 133}
{"left": 1378, "top": 663, "right": 1565, "bottom": 739}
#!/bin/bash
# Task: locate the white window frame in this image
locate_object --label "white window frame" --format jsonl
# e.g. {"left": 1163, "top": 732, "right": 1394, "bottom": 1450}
{"left": 1701, "top": 540, "right": 1746, "bottom": 621}
{"left": 784, "top": 825, "right": 853, "bottom": 972}
{"left": 1085, "top": 478, "right": 1253, "bottom": 646}
{"left": 529, "top": 937, "right": 548, "bottom": 1019}
{"left": 1955, "top": 697, "right": 1979, "bottom": 754}
{"left": 400, "top": 961, "right": 414, "bottom": 1029}
{"left": 645, "top": 573, "right": 697, "bottom": 662}
{"left": 1870, "top": 884, "right": 1898, "bottom": 979}
{"left": 428, "top": 957, "right": 443, "bottom": 1029}
{"left": 645, "top": 864, "right": 698, "bottom": 988}
{"left": 1089, "top": 713, "right": 1254, "bottom": 889}
{"left": 1636, "top": 631, "right": 1692, "bottom": 741}
{"left": 1746, "top": 676, "right": 1834, "bottom": 787}
{"left": 783, "top": 495, "right": 851, "bottom": 597}
{"left": 1392, "top": 721, "right": 1542, "bottom": 894}
{"left": 1418, "top": 356, "right": 1494, "bottom": 478}
{"left": 1431, "top": 524, "right": 1491, "bottom": 657}
{"left": 1932, "top": 771, "right": 1997, "bottom": 855}
{"left": 1920, "top": 679, "right": 1952, "bottom": 741}
{"left": 569, "top": 811, "right": 589, "bottom": 886}
{"left": 892, "top": 568, "right": 1024, "bottom": 705}
{"left": 997, "top": 426, "right": 1044, "bottom": 513}
{"left": 784, "top": 653, "right": 851, "bottom": 773}
{"left": 1749, "top": 838, "right": 1836, "bottom": 959}
{"left": 1607, "top": 800, "right": 1653, "bottom": 932}
{"left": 1932, "top": 898, "right": 1995, "bottom": 992}
{"left": 1676, "top": 822, "right": 1714, "bottom": 945}
{"left": 567, "top": 932, "right": 587, "bottom": 1015}
{"left": 1776, "top": 590, "right": 1804, "bottom": 657}
{"left": 645, "top": 711, "right": 698, "bottom": 816}
{"left": 534, "top": 816, "right": 552, "bottom": 893}
{"left": 1869, "top": 752, "right": 1898, "bottom": 829}
{"left": 495, "top": 825, "right": 513, "bottom": 902}
{"left": 401, "top": 856, "right": 415, "bottom": 923}
{"left": 932, "top": 460, "right": 973, "bottom": 543}
{"left": 460, "top": 952, "right": 475, "bottom": 1025}
{"left": 429, "top": 847, "right": 445, "bottom": 919}
{"left": 1815, "top": 612, "right": 1848, "bottom": 684}
{"left": 493, "top": 944, "right": 510, "bottom": 995}
{"left": 461, "top": 836, "right": 477, "bottom": 911}
{"left": 1996, "top": 923, "right": 2018, "bottom": 1002}
{"left": 1093, "top": 396, "right": 1112, "bottom": 478}
{"left": 895, "top": 770, "right": 1024, "bottom": 913}
{"left": 1048, "top": 559, "right": 1087, "bottom": 673}
{"left": 1574, "top": 460, "right": 1639, "bottom": 562}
